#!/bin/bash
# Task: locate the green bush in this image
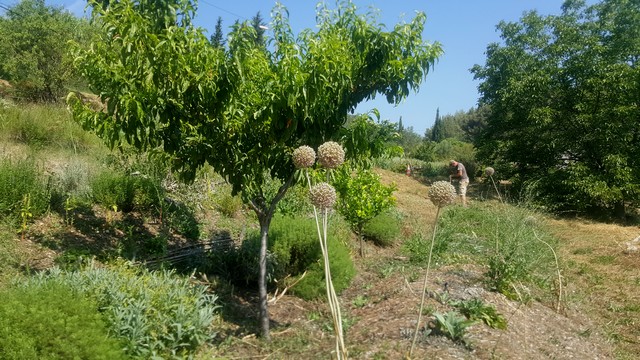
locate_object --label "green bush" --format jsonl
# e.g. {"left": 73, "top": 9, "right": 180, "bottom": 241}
{"left": 91, "top": 171, "right": 162, "bottom": 212}
{"left": 214, "top": 191, "right": 243, "bottom": 217}
{"left": 416, "top": 161, "right": 449, "bottom": 179}
{"left": 0, "top": 282, "right": 127, "bottom": 360}
{"left": 362, "top": 210, "right": 402, "bottom": 247}
{"left": 276, "top": 183, "right": 312, "bottom": 216}
{"left": 211, "top": 215, "right": 356, "bottom": 300}
{"left": 272, "top": 215, "right": 355, "bottom": 300}
{"left": 0, "top": 158, "right": 50, "bottom": 219}
{"left": 28, "top": 261, "right": 219, "bottom": 358}
{"left": 374, "top": 156, "right": 427, "bottom": 174}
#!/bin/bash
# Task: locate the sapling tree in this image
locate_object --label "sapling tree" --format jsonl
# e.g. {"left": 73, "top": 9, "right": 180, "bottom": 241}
{"left": 334, "top": 168, "right": 396, "bottom": 257}
{"left": 67, "top": 0, "right": 442, "bottom": 339}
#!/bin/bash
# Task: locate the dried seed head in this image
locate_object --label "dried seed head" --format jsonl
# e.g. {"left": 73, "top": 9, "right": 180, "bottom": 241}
{"left": 485, "top": 167, "right": 495, "bottom": 177}
{"left": 428, "top": 181, "right": 457, "bottom": 207}
{"left": 317, "top": 141, "right": 345, "bottom": 169}
{"left": 292, "top": 145, "right": 316, "bottom": 169}
{"left": 309, "top": 182, "right": 337, "bottom": 209}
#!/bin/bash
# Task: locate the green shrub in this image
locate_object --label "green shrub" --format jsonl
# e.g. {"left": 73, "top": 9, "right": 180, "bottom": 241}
{"left": 28, "top": 261, "right": 219, "bottom": 358}
{"left": 416, "top": 161, "right": 449, "bottom": 179}
{"left": 0, "top": 282, "right": 127, "bottom": 360}
{"left": 362, "top": 210, "right": 402, "bottom": 247}
{"left": 91, "top": 171, "right": 162, "bottom": 212}
{"left": 292, "top": 231, "right": 356, "bottom": 300}
{"left": 164, "top": 199, "right": 201, "bottom": 239}
{"left": 215, "top": 192, "right": 243, "bottom": 217}
{"left": 211, "top": 215, "right": 356, "bottom": 300}
{"left": 0, "top": 158, "right": 50, "bottom": 219}
{"left": 374, "top": 157, "right": 427, "bottom": 174}
{"left": 276, "top": 183, "right": 312, "bottom": 216}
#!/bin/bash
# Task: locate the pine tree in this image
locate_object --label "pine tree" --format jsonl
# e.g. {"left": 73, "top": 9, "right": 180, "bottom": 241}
{"left": 251, "top": 11, "right": 266, "bottom": 46}
{"left": 430, "top": 107, "right": 445, "bottom": 142}
{"left": 210, "top": 16, "right": 224, "bottom": 48}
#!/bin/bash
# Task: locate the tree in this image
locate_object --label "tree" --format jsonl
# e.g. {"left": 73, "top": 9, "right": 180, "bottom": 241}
{"left": 67, "top": 0, "right": 442, "bottom": 339}
{"left": 341, "top": 111, "right": 403, "bottom": 168}
{"left": 0, "top": 0, "right": 93, "bottom": 101}
{"left": 471, "top": 0, "right": 640, "bottom": 216}
{"left": 428, "top": 107, "right": 445, "bottom": 142}
{"left": 334, "top": 168, "right": 396, "bottom": 257}
{"left": 210, "top": 16, "right": 224, "bottom": 48}
{"left": 251, "top": 11, "right": 266, "bottom": 46}
{"left": 397, "top": 126, "right": 423, "bottom": 157}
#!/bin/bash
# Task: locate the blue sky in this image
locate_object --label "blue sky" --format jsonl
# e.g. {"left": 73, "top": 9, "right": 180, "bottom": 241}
{"left": 40, "top": 0, "right": 574, "bottom": 135}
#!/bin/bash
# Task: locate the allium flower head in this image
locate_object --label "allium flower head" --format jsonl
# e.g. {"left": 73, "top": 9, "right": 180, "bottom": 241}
{"left": 485, "top": 167, "right": 495, "bottom": 177}
{"left": 292, "top": 145, "right": 316, "bottom": 169}
{"left": 317, "top": 141, "right": 345, "bottom": 169}
{"left": 309, "top": 182, "right": 337, "bottom": 209}
{"left": 428, "top": 181, "right": 456, "bottom": 207}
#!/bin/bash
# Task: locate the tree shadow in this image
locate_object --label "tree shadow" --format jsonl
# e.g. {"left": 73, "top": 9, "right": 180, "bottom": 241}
{"left": 33, "top": 197, "right": 202, "bottom": 266}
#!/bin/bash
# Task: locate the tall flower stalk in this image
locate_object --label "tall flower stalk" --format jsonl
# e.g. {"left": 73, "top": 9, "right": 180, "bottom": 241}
{"left": 294, "top": 143, "right": 347, "bottom": 359}
{"left": 409, "top": 181, "right": 456, "bottom": 357}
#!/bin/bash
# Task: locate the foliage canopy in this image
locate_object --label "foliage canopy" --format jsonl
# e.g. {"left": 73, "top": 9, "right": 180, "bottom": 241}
{"left": 0, "top": 0, "right": 93, "bottom": 101}
{"left": 472, "top": 0, "right": 640, "bottom": 216}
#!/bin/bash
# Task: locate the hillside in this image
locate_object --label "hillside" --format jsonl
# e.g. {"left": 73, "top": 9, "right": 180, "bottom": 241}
{"left": 0, "top": 103, "right": 638, "bottom": 358}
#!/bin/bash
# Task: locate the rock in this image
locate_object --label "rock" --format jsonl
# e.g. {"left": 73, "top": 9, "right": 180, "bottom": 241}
{"left": 623, "top": 235, "right": 640, "bottom": 254}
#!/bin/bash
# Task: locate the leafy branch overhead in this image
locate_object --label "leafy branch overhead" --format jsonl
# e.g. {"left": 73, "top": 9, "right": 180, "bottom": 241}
{"left": 68, "top": 0, "right": 441, "bottom": 197}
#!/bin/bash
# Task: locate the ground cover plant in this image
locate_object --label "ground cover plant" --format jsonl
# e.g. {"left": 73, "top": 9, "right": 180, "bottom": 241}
{"left": 26, "top": 261, "right": 220, "bottom": 359}
{"left": 0, "top": 281, "right": 127, "bottom": 360}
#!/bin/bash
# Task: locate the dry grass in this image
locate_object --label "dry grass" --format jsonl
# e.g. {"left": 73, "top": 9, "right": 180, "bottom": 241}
{"left": 549, "top": 218, "right": 640, "bottom": 359}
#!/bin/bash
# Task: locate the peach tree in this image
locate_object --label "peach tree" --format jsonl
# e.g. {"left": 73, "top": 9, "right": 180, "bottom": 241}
{"left": 67, "top": 0, "right": 442, "bottom": 339}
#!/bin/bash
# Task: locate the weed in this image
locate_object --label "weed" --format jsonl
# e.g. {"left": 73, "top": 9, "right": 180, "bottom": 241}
{"left": 429, "top": 311, "right": 474, "bottom": 345}
{"left": 352, "top": 295, "right": 369, "bottom": 308}
{"left": 19, "top": 193, "right": 33, "bottom": 241}
{"left": 451, "top": 298, "right": 507, "bottom": 329}
{"left": 592, "top": 255, "right": 616, "bottom": 265}
{"left": 0, "top": 158, "right": 50, "bottom": 220}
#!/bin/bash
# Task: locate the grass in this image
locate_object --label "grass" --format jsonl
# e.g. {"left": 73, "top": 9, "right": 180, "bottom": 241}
{"left": 548, "top": 218, "right": 640, "bottom": 359}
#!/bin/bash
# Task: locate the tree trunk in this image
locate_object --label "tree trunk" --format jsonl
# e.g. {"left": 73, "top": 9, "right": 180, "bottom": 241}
{"left": 614, "top": 200, "right": 625, "bottom": 220}
{"left": 358, "top": 231, "right": 365, "bottom": 258}
{"left": 257, "top": 213, "right": 272, "bottom": 341}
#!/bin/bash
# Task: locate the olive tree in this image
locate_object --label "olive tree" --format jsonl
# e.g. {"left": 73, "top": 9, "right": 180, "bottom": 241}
{"left": 67, "top": 0, "right": 441, "bottom": 339}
